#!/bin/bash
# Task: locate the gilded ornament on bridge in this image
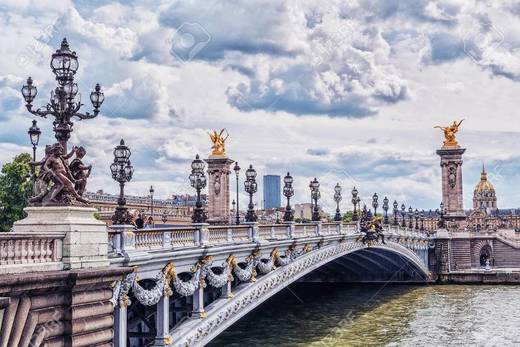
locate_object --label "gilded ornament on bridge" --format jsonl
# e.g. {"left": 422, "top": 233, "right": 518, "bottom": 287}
{"left": 434, "top": 119, "right": 464, "bottom": 148}
{"left": 208, "top": 128, "right": 229, "bottom": 157}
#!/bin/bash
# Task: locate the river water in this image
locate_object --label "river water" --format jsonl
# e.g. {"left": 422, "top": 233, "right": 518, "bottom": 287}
{"left": 208, "top": 284, "right": 520, "bottom": 347}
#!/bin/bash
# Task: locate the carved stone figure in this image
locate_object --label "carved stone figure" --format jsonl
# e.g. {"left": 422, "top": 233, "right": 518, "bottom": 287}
{"left": 30, "top": 142, "right": 90, "bottom": 206}
{"left": 208, "top": 129, "right": 229, "bottom": 156}
{"left": 360, "top": 215, "right": 386, "bottom": 246}
{"left": 434, "top": 119, "right": 464, "bottom": 148}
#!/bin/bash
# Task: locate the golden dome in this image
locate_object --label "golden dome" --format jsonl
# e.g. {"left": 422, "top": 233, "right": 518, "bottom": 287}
{"left": 475, "top": 165, "right": 495, "bottom": 193}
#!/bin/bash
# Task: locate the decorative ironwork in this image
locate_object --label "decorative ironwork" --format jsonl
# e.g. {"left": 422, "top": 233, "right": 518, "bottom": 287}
{"left": 244, "top": 165, "right": 258, "bottom": 222}
{"left": 351, "top": 187, "right": 359, "bottom": 221}
{"left": 401, "top": 203, "right": 407, "bottom": 227}
{"left": 283, "top": 172, "right": 294, "bottom": 222}
{"left": 382, "top": 196, "right": 389, "bottom": 224}
{"left": 21, "top": 38, "right": 104, "bottom": 152}
{"left": 333, "top": 183, "right": 342, "bottom": 222}
{"left": 110, "top": 139, "right": 134, "bottom": 225}
{"left": 28, "top": 120, "right": 41, "bottom": 192}
{"left": 190, "top": 155, "right": 207, "bottom": 223}
{"left": 372, "top": 193, "right": 379, "bottom": 216}
{"left": 309, "top": 178, "right": 320, "bottom": 221}
{"left": 233, "top": 162, "right": 240, "bottom": 224}
{"left": 393, "top": 200, "right": 399, "bottom": 226}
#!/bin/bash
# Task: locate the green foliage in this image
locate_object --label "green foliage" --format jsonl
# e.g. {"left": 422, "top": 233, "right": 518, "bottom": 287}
{"left": 0, "top": 153, "right": 32, "bottom": 231}
{"left": 342, "top": 210, "right": 354, "bottom": 223}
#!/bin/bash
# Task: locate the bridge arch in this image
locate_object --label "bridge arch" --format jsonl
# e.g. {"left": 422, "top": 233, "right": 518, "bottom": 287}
{"left": 172, "top": 240, "right": 430, "bottom": 346}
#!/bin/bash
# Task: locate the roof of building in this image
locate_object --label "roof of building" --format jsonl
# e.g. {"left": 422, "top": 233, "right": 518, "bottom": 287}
{"left": 474, "top": 164, "right": 495, "bottom": 194}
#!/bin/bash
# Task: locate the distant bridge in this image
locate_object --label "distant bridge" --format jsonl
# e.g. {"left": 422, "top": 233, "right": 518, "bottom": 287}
{"left": 107, "top": 222, "right": 431, "bottom": 346}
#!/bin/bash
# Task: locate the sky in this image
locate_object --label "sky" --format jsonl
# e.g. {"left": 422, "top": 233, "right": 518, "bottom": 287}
{"left": 1, "top": 0, "right": 520, "bottom": 213}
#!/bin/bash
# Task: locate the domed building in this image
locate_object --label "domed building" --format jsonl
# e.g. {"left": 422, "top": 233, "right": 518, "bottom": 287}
{"left": 472, "top": 165, "right": 497, "bottom": 211}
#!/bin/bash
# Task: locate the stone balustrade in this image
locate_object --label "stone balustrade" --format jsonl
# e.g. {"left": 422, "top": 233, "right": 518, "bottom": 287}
{"left": 106, "top": 222, "right": 380, "bottom": 255}
{"left": 0, "top": 232, "right": 65, "bottom": 274}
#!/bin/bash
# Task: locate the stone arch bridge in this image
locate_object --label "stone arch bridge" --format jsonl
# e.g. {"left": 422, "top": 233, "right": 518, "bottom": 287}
{"left": 108, "top": 222, "right": 431, "bottom": 346}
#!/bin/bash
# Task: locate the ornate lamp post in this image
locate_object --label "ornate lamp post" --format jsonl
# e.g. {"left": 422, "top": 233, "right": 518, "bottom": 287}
{"left": 382, "top": 196, "right": 389, "bottom": 224}
{"left": 420, "top": 209, "right": 425, "bottom": 231}
{"left": 21, "top": 38, "right": 104, "bottom": 152}
{"left": 233, "top": 162, "right": 240, "bottom": 225}
{"left": 401, "top": 203, "right": 406, "bottom": 227}
{"left": 162, "top": 210, "right": 168, "bottom": 224}
{"left": 414, "top": 208, "right": 420, "bottom": 230}
{"left": 189, "top": 155, "right": 207, "bottom": 223}
{"left": 244, "top": 165, "right": 258, "bottom": 222}
{"left": 334, "top": 183, "right": 342, "bottom": 222}
{"left": 110, "top": 139, "right": 134, "bottom": 225}
{"left": 351, "top": 187, "right": 359, "bottom": 221}
{"left": 372, "top": 193, "right": 379, "bottom": 216}
{"left": 309, "top": 178, "right": 321, "bottom": 221}
{"left": 149, "top": 185, "right": 154, "bottom": 216}
{"left": 283, "top": 172, "right": 294, "bottom": 222}
{"left": 28, "top": 120, "right": 41, "bottom": 192}
{"left": 438, "top": 202, "right": 447, "bottom": 228}
{"left": 408, "top": 206, "right": 413, "bottom": 228}
{"left": 393, "top": 200, "right": 399, "bottom": 226}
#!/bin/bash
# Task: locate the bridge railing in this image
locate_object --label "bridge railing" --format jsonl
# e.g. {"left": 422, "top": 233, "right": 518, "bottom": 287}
{"left": 0, "top": 232, "right": 65, "bottom": 274}
{"left": 107, "top": 222, "right": 429, "bottom": 255}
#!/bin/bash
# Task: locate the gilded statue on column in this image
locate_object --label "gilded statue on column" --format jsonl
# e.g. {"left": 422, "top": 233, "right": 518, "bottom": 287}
{"left": 434, "top": 119, "right": 464, "bottom": 148}
{"left": 208, "top": 129, "right": 229, "bottom": 157}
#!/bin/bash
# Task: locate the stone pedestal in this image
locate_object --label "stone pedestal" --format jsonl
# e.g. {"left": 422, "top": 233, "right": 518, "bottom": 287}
{"left": 437, "top": 147, "right": 466, "bottom": 220}
{"left": 205, "top": 156, "right": 234, "bottom": 224}
{"left": 12, "top": 206, "right": 109, "bottom": 269}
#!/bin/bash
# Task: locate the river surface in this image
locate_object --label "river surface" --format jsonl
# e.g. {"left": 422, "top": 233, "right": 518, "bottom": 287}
{"left": 208, "top": 284, "right": 520, "bottom": 347}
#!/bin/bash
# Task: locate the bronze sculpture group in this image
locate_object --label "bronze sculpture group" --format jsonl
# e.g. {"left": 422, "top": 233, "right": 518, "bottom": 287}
{"left": 359, "top": 207, "right": 386, "bottom": 246}
{"left": 30, "top": 143, "right": 91, "bottom": 206}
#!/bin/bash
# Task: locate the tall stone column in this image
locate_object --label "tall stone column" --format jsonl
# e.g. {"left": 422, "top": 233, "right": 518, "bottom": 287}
{"left": 437, "top": 148, "right": 466, "bottom": 219}
{"left": 205, "top": 156, "right": 234, "bottom": 224}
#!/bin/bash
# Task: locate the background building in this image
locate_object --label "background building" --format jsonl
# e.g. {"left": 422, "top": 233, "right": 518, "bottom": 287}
{"left": 85, "top": 190, "right": 207, "bottom": 226}
{"left": 263, "top": 175, "right": 281, "bottom": 209}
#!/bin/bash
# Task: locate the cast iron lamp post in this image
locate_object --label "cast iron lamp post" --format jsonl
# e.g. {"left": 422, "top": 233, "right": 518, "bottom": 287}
{"left": 401, "top": 203, "right": 406, "bottom": 227}
{"left": 393, "top": 200, "right": 399, "bottom": 226}
{"left": 149, "top": 185, "right": 154, "bottom": 216}
{"left": 351, "top": 187, "right": 359, "bottom": 221}
{"left": 334, "top": 183, "right": 342, "bottom": 222}
{"left": 189, "top": 155, "right": 207, "bottom": 223}
{"left": 414, "top": 208, "right": 420, "bottom": 230}
{"left": 408, "top": 206, "right": 413, "bottom": 229}
{"left": 438, "top": 202, "right": 447, "bottom": 228}
{"left": 283, "top": 172, "right": 294, "bottom": 222}
{"left": 244, "top": 165, "right": 258, "bottom": 222}
{"left": 21, "top": 38, "right": 104, "bottom": 152}
{"left": 309, "top": 178, "right": 321, "bottom": 221}
{"left": 110, "top": 139, "right": 134, "bottom": 225}
{"left": 28, "top": 120, "right": 41, "bottom": 192}
{"left": 372, "top": 193, "right": 379, "bottom": 216}
{"left": 382, "top": 196, "right": 389, "bottom": 224}
{"left": 233, "top": 162, "right": 240, "bottom": 225}
{"left": 420, "top": 209, "right": 425, "bottom": 231}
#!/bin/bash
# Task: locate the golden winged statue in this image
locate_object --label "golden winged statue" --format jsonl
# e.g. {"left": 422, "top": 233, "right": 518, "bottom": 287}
{"left": 208, "top": 129, "right": 229, "bottom": 156}
{"left": 434, "top": 119, "right": 464, "bottom": 148}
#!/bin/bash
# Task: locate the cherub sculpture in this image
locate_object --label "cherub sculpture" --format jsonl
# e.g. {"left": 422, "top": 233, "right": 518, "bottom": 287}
{"left": 434, "top": 119, "right": 464, "bottom": 148}
{"left": 30, "top": 143, "right": 90, "bottom": 206}
{"left": 69, "top": 146, "right": 92, "bottom": 196}
{"left": 208, "top": 129, "right": 229, "bottom": 156}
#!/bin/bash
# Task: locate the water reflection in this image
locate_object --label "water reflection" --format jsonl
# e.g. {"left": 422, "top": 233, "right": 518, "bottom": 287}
{"left": 208, "top": 284, "right": 520, "bottom": 347}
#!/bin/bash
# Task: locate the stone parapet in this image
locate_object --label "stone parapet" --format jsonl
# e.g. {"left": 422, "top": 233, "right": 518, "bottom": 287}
{"left": 12, "top": 206, "right": 109, "bottom": 270}
{"left": 0, "top": 267, "right": 132, "bottom": 347}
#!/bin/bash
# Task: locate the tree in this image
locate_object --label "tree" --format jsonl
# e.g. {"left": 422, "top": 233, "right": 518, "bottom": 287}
{"left": 0, "top": 153, "right": 32, "bottom": 231}
{"left": 342, "top": 210, "right": 354, "bottom": 223}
